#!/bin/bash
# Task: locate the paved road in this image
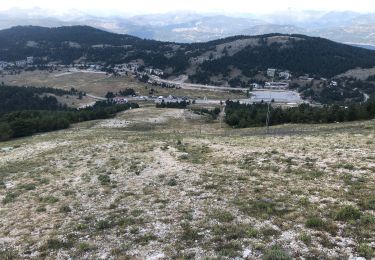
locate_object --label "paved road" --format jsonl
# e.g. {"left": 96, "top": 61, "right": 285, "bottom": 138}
{"left": 86, "top": 94, "right": 107, "bottom": 101}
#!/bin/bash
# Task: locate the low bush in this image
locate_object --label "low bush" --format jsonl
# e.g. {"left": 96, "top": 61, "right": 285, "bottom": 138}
{"left": 335, "top": 205, "right": 361, "bottom": 221}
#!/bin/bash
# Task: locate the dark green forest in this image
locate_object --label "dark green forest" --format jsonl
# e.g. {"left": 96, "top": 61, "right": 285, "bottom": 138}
{"left": 0, "top": 85, "right": 139, "bottom": 141}
{"left": 225, "top": 100, "right": 375, "bottom": 128}
{"left": 197, "top": 36, "right": 375, "bottom": 79}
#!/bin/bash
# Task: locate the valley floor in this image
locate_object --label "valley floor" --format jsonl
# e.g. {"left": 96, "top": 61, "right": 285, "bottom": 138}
{"left": 0, "top": 106, "right": 374, "bottom": 259}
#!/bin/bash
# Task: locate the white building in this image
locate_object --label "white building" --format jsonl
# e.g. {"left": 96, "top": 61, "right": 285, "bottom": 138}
{"left": 264, "top": 82, "right": 289, "bottom": 89}
{"left": 330, "top": 81, "right": 338, "bottom": 87}
{"left": 26, "top": 56, "right": 34, "bottom": 64}
{"left": 113, "top": 97, "right": 128, "bottom": 104}
{"left": 155, "top": 95, "right": 187, "bottom": 105}
{"left": 0, "top": 61, "right": 9, "bottom": 70}
{"left": 250, "top": 83, "right": 261, "bottom": 89}
{"left": 15, "top": 60, "right": 27, "bottom": 67}
{"left": 267, "top": 68, "right": 276, "bottom": 78}
{"left": 279, "top": 71, "right": 291, "bottom": 80}
{"left": 249, "top": 90, "right": 303, "bottom": 104}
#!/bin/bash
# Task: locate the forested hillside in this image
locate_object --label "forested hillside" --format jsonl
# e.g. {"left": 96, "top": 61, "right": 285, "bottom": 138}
{"left": 2, "top": 26, "right": 375, "bottom": 79}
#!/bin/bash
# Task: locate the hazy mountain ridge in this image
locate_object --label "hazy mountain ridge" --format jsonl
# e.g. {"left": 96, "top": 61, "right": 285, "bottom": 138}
{"left": 2, "top": 9, "right": 375, "bottom": 46}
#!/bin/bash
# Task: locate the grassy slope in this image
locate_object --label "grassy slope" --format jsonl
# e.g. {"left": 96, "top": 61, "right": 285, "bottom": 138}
{"left": 0, "top": 107, "right": 374, "bottom": 259}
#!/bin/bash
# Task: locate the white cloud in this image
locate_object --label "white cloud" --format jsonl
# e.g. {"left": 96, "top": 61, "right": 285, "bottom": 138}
{"left": 0, "top": 0, "right": 374, "bottom": 15}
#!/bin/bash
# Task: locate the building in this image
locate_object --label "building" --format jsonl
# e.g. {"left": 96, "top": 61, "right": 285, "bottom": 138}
{"left": 267, "top": 68, "right": 276, "bottom": 78}
{"left": 330, "top": 81, "right": 338, "bottom": 87}
{"left": 250, "top": 83, "right": 261, "bottom": 89}
{"left": 15, "top": 60, "right": 27, "bottom": 67}
{"left": 249, "top": 90, "right": 303, "bottom": 104}
{"left": 264, "top": 82, "right": 289, "bottom": 89}
{"left": 152, "top": 69, "right": 164, "bottom": 76}
{"left": 279, "top": 71, "right": 291, "bottom": 80}
{"left": 155, "top": 95, "right": 187, "bottom": 105}
{"left": 26, "top": 56, "right": 34, "bottom": 64}
{"left": 113, "top": 97, "right": 128, "bottom": 104}
{"left": 0, "top": 61, "right": 9, "bottom": 70}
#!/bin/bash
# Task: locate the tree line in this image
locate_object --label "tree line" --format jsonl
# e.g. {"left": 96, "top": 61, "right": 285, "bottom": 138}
{"left": 0, "top": 85, "right": 139, "bottom": 141}
{"left": 225, "top": 100, "right": 375, "bottom": 128}
{"left": 0, "top": 85, "right": 85, "bottom": 114}
{"left": 156, "top": 100, "right": 189, "bottom": 108}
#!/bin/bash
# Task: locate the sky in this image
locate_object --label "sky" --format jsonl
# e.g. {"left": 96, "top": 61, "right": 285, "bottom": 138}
{"left": 0, "top": 0, "right": 374, "bottom": 15}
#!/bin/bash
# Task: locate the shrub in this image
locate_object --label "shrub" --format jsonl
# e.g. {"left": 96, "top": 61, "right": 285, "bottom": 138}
{"left": 305, "top": 217, "right": 325, "bottom": 229}
{"left": 212, "top": 224, "right": 258, "bottom": 240}
{"left": 335, "top": 205, "right": 361, "bottom": 221}
{"left": 166, "top": 178, "right": 177, "bottom": 186}
{"left": 299, "top": 233, "right": 312, "bottom": 245}
{"left": 39, "top": 196, "right": 59, "bottom": 204}
{"left": 360, "top": 214, "right": 375, "bottom": 226}
{"left": 216, "top": 241, "right": 242, "bottom": 257}
{"left": 263, "top": 246, "right": 292, "bottom": 260}
{"left": 59, "top": 205, "right": 72, "bottom": 213}
{"left": 96, "top": 220, "right": 112, "bottom": 230}
{"left": 41, "top": 238, "right": 73, "bottom": 250}
{"left": 133, "top": 233, "right": 157, "bottom": 245}
{"left": 98, "top": 174, "right": 111, "bottom": 185}
{"left": 211, "top": 210, "right": 235, "bottom": 222}
{"left": 180, "top": 222, "right": 201, "bottom": 243}
{"left": 2, "top": 192, "right": 19, "bottom": 204}
{"left": 36, "top": 206, "right": 46, "bottom": 212}
{"left": 305, "top": 217, "right": 337, "bottom": 235}
{"left": 0, "top": 122, "right": 13, "bottom": 141}
{"left": 358, "top": 243, "right": 374, "bottom": 259}
{"left": 18, "top": 183, "right": 36, "bottom": 190}
{"left": 360, "top": 197, "right": 375, "bottom": 210}
{"left": 77, "top": 242, "right": 95, "bottom": 252}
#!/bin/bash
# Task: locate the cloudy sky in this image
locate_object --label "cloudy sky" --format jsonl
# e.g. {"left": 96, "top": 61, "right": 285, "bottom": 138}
{"left": 0, "top": 0, "right": 374, "bottom": 15}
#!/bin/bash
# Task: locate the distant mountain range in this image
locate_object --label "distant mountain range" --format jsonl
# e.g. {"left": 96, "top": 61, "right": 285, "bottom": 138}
{"left": 1, "top": 9, "right": 375, "bottom": 47}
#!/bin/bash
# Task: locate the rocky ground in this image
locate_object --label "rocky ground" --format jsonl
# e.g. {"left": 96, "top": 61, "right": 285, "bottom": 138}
{"left": 0, "top": 107, "right": 374, "bottom": 259}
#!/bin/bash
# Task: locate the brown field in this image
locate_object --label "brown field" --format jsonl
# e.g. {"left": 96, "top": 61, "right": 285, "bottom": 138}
{"left": 1, "top": 70, "right": 247, "bottom": 100}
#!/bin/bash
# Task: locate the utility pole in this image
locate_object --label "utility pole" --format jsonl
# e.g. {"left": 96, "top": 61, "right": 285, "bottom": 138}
{"left": 219, "top": 101, "right": 223, "bottom": 129}
{"left": 266, "top": 101, "right": 271, "bottom": 133}
{"left": 265, "top": 91, "right": 272, "bottom": 134}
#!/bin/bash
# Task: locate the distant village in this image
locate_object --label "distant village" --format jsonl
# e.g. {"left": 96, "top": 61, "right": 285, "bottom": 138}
{"left": 0, "top": 56, "right": 34, "bottom": 69}
{"left": 0, "top": 57, "right": 336, "bottom": 91}
{"left": 0, "top": 58, "right": 340, "bottom": 105}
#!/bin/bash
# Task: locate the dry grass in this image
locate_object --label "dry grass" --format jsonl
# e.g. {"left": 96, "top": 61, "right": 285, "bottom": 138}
{"left": 1, "top": 70, "right": 246, "bottom": 99}
{"left": 0, "top": 106, "right": 374, "bottom": 259}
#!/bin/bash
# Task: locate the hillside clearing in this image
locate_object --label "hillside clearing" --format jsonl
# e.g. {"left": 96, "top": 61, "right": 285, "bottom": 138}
{"left": 0, "top": 107, "right": 374, "bottom": 259}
